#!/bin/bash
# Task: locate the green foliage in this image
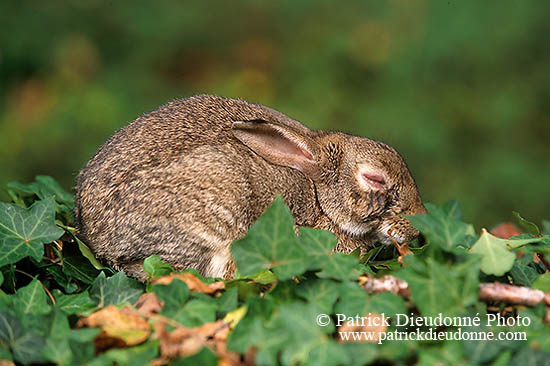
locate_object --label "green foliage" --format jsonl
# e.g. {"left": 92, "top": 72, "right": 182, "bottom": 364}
{"left": 232, "top": 196, "right": 360, "bottom": 281}
{"left": 143, "top": 254, "right": 175, "bottom": 279}
{"left": 1, "top": 176, "right": 550, "bottom": 365}
{"left": 470, "top": 230, "right": 548, "bottom": 276}
{"left": 232, "top": 196, "right": 311, "bottom": 280}
{"left": 0, "top": 197, "right": 64, "bottom": 266}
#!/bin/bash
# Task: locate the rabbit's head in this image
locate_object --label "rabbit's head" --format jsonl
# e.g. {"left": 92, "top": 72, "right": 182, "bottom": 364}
{"left": 233, "top": 119, "right": 425, "bottom": 248}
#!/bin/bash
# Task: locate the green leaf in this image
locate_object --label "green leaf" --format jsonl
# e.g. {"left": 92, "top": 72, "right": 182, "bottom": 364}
{"left": 61, "top": 227, "right": 108, "bottom": 270}
{"left": 297, "top": 227, "right": 338, "bottom": 269}
{"left": 226, "top": 296, "right": 276, "bottom": 355}
{"left": 396, "top": 255, "right": 479, "bottom": 317}
{"left": 13, "top": 278, "right": 51, "bottom": 317}
{"left": 298, "top": 227, "right": 360, "bottom": 281}
{"left": 216, "top": 287, "right": 238, "bottom": 315}
{"left": 232, "top": 196, "right": 309, "bottom": 280}
{"left": 335, "top": 281, "right": 406, "bottom": 319}
{"left": 418, "top": 341, "right": 466, "bottom": 366}
{"left": 509, "top": 348, "right": 550, "bottom": 366}
{"left": 0, "top": 348, "right": 12, "bottom": 363}
{"left": 295, "top": 279, "right": 340, "bottom": 314}
{"left": 169, "top": 346, "right": 217, "bottom": 366}
{"left": 104, "top": 340, "right": 159, "bottom": 366}
{"left": 144, "top": 255, "right": 174, "bottom": 279}
{"left": 0, "top": 310, "right": 21, "bottom": 344}
{"left": 248, "top": 269, "right": 277, "bottom": 284}
{"left": 41, "top": 310, "right": 72, "bottom": 365}
{"left": 470, "top": 229, "right": 546, "bottom": 276}
{"left": 0, "top": 197, "right": 64, "bottom": 266}
{"left": 315, "top": 253, "right": 361, "bottom": 281}
{"left": 62, "top": 255, "right": 100, "bottom": 284}
{"left": 45, "top": 266, "right": 78, "bottom": 293}
{"left": 53, "top": 290, "right": 96, "bottom": 315}
{"left": 152, "top": 279, "right": 190, "bottom": 311}
{"left": 67, "top": 328, "right": 102, "bottom": 366}
{"left": 12, "top": 330, "right": 46, "bottom": 364}
{"left": 532, "top": 272, "right": 550, "bottom": 292}
{"left": 90, "top": 271, "right": 143, "bottom": 306}
{"left": 271, "top": 302, "right": 349, "bottom": 366}
{"left": 0, "top": 310, "right": 47, "bottom": 364}
{"left": 441, "top": 199, "right": 462, "bottom": 220}
{"left": 513, "top": 211, "right": 540, "bottom": 235}
{"left": 341, "top": 343, "right": 379, "bottom": 366}
{"left": 7, "top": 176, "right": 74, "bottom": 209}
{"left": 175, "top": 299, "right": 218, "bottom": 327}
{"left": 509, "top": 255, "right": 540, "bottom": 286}
{"left": 406, "top": 203, "right": 471, "bottom": 252}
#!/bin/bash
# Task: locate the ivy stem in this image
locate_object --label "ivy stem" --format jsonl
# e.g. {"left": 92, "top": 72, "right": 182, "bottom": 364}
{"left": 14, "top": 269, "right": 56, "bottom": 305}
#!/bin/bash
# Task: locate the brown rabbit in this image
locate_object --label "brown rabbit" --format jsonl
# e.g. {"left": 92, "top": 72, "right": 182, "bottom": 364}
{"left": 74, "top": 95, "right": 425, "bottom": 279}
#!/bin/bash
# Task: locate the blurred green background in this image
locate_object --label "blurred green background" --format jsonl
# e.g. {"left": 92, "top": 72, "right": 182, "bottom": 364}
{"left": 1, "top": 0, "right": 549, "bottom": 229}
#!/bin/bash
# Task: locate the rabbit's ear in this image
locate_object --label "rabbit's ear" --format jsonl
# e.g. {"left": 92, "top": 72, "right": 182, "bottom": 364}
{"left": 232, "top": 120, "right": 320, "bottom": 178}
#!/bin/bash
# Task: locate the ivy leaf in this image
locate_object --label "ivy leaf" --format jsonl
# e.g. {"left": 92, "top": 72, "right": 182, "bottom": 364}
{"left": 441, "top": 199, "right": 462, "bottom": 220}
{"left": 7, "top": 176, "right": 74, "bottom": 209}
{"left": 41, "top": 310, "right": 72, "bottom": 364}
{"left": 173, "top": 299, "right": 218, "bottom": 327}
{"left": 12, "top": 330, "right": 46, "bottom": 364}
{"left": 396, "top": 255, "right": 479, "bottom": 317}
{"left": 0, "top": 310, "right": 46, "bottom": 365}
{"left": 143, "top": 255, "right": 174, "bottom": 279}
{"left": 216, "top": 287, "right": 238, "bottom": 315}
{"left": 512, "top": 211, "right": 540, "bottom": 236}
{"left": 152, "top": 279, "right": 190, "bottom": 311}
{"left": 509, "top": 255, "right": 540, "bottom": 286}
{"left": 12, "top": 278, "right": 51, "bottom": 317}
{"left": 62, "top": 255, "right": 100, "bottom": 284}
{"left": 509, "top": 348, "right": 550, "bottom": 366}
{"left": 154, "top": 280, "right": 216, "bottom": 327}
{"left": 335, "top": 281, "right": 406, "bottom": 319}
{"left": 64, "top": 228, "right": 109, "bottom": 270}
{"left": 469, "top": 229, "right": 546, "bottom": 276}
{"left": 170, "top": 346, "right": 217, "bottom": 366}
{"left": 297, "top": 227, "right": 360, "bottom": 280}
{"left": 90, "top": 272, "right": 144, "bottom": 307}
{"left": 298, "top": 227, "right": 337, "bottom": 269}
{"left": 532, "top": 272, "right": 550, "bottom": 292}
{"left": 315, "top": 253, "right": 361, "bottom": 282}
{"left": 226, "top": 296, "right": 277, "bottom": 356}
{"left": 270, "top": 302, "right": 349, "bottom": 366}
{"left": 0, "top": 310, "right": 22, "bottom": 345}
{"left": 406, "top": 203, "right": 471, "bottom": 252}
{"left": 0, "top": 197, "right": 64, "bottom": 266}
{"left": 232, "top": 196, "right": 309, "bottom": 280}
{"left": 295, "top": 279, "right": 340, "bottom": 314}
{"left": 53, "top": 290, "right": 96, "bottom": 315}
{"left": 103, "top": 340, "right": 159, "bottom": 366}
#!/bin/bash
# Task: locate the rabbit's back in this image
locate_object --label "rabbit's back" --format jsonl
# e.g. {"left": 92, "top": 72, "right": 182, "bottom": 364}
{"left": 74, "top": 95, "right": 316, "bottom": 278}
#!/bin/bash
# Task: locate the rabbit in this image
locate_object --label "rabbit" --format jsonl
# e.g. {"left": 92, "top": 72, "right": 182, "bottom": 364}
{"left": 74, "top": 94, "right": 426, "bottom": 280}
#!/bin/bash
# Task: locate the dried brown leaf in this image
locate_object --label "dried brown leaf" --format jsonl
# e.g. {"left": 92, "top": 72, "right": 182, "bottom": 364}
{"left": 76, "top": 305, "right": 150, "bottom": 351}
{"left": 338, "top": 313, "right": 387, "bottom": 344}
{"left": 153, "top": 319, "right": 239, "bottom": 365}
{"left": 135, "top": 292, "right": 164, "bottom": 317}
{"left": 152, "top": 273, "right": 225, "bottom": 295}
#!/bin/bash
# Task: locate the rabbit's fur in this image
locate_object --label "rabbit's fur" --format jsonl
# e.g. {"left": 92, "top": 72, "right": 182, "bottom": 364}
{"left": 74, "top": 95, "right": 426, "bottom": 279}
